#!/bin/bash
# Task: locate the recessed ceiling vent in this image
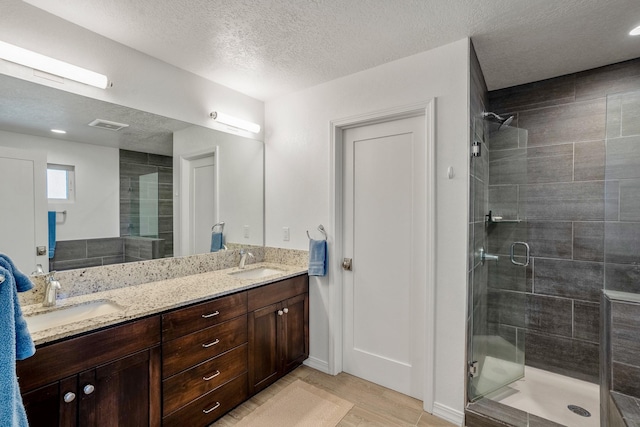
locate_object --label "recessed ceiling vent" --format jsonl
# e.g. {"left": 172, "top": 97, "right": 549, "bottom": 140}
{"left": 88, "top": 119, "right": 129, "bottom": 131}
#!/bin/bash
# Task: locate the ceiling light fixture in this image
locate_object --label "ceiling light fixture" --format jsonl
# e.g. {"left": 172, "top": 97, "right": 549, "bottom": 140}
{"left": 210, "top": 111, "right": 261, "bottom": 134}
{"left": 0, "top": 41, "right": 109, "bottom": 89}
{"left": 51, "top": 129, "right": 66, "bottom": 134}
{"left": 630, "top": 25, "right": 640, "bottom": 36}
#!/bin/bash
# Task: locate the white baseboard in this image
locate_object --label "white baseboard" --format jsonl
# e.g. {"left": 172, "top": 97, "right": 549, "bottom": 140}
{"left": 303, "top": 356, "right": 330, "bottom": 374}
{"left": 432, "top": 402, "right": 465, "bottom": 426}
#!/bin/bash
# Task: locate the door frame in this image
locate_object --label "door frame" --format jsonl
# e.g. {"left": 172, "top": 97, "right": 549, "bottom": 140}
{"left": 178, "top": 147, "right": 219, "bottom": 256}
{"left": 328, "top": 100, "right": 436, "bottom": 411}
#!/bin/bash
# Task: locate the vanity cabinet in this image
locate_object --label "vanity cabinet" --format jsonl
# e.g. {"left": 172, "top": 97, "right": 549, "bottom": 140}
{"left": 18, "top": 316, "right": 161, "bottom": 427}
{"left": 247, "top": 275, "right": 309, "bottom": 394}
{"left": 161, "top": 292, "right": 249, "bottom": 427}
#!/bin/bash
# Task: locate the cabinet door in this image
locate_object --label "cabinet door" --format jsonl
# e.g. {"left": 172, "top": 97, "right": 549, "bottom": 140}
{"left": 248, "top": 302, "right": 280, "bottom": 394}
{"left": 282, "top": 293, "right": 309, "bottom": 373}
{"left": 22, "top": 376, "right": 77, "bottom": 427}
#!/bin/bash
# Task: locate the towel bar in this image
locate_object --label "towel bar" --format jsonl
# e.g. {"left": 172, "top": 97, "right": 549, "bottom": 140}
{"left": 307, "top": 224, "right": 327, "bottom": 241}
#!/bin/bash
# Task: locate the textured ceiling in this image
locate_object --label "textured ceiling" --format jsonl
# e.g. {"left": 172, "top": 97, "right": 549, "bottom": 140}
{"left": 18, "top": 0, "right": 640, "bottom": 100}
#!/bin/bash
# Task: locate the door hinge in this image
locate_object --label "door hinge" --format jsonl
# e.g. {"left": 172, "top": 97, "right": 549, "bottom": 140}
{"left": 468, "top": 360, "right": 478, "bottom": 378}
{"left": 471, "top": 140, "right": 481, "bottom": 157}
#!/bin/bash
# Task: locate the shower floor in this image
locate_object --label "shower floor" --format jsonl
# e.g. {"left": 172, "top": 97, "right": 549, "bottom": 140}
{"left": 487, "top": 366, "right": 599, "bottom": 427}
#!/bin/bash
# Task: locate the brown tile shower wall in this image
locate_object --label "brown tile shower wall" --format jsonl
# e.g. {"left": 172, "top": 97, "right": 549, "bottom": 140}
{"left": 486, "top": 58, "right": 640, "bottom": 383}
{"left": 119, "top": 149, "right": 173, "bottom": 257}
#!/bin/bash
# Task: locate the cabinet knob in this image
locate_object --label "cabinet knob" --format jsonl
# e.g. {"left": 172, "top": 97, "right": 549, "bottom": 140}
{"left": 83, "top": 384, "right": 95, "bottom": 395}
{"left": 277, "top": 310, "right": 284, "bottom": 316}
{"left": 283, "top": 308, "right": 289, "bottom": 314}
{"left": 63, "top": 392, "right": 76, "bottom": 403}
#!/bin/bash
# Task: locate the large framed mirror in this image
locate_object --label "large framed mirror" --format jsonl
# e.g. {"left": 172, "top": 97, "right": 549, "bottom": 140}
{"left": 0, "top": 73, "right": 264, "bottom": 272}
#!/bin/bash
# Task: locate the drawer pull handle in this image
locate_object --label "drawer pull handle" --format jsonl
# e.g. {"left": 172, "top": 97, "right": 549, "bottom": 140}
{"left": 201, "top": 311, "right": 220, "bottom": 319}
{"left": 203, "top": 402, "right": 221, "bottom": 414}
{"left": 83, "top": 384, "right": 95, "bottom": 395}
{"left": 283, "top": 307, "right": 289, "bottom": 314}
{"left": 202, "top": 339, "right": 220, "bottom": 348}
{"left": 63, "top": 392, "right": 76, "bottom": 403}
{"left": 278, "top": 310, "right": 284, "bottom": 316}
{"left": 203, "top": 370, "right": 221, "bottom": 381}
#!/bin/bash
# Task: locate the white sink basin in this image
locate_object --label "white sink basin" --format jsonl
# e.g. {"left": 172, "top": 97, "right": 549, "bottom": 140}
{"left": 229, "top": 267, "right": 284, "bottom": 280}
{"left": 25, "top": 300, "right": 124, "bottom": 334}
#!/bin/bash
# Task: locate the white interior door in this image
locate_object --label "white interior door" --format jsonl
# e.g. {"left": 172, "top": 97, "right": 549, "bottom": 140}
{"left": 0, "top": 147, "right": 47, "bottom": 273}
{"left": 342, "top": 115, "right": 427, "bottom": 400}
{"left": 189, "top": 155, "right": 216, "bottom": 254}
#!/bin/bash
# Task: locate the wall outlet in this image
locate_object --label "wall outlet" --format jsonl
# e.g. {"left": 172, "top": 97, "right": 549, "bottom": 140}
{"left": 283, "top": 227, "right": 290, "bottom": 241}
{"left": 244, "top": 225, "right": 250, "bottom": 238}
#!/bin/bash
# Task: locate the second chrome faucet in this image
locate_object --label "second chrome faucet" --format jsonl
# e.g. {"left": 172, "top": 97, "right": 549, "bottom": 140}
{"left": 239, "top": 249, "right": 254, "bottom": 269}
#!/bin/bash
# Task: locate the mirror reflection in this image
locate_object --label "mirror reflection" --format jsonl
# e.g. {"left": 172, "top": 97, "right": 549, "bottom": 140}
{"left": 0, "top": 74, "right": 264, "bottom": 272}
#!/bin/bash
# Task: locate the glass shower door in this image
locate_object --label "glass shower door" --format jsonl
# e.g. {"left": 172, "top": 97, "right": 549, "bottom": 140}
{"left": 468, "top": 115, "right": 529, "bottom": 401}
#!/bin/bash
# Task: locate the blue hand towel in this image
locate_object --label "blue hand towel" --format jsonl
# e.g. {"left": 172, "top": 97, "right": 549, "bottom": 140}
{"left": 210, "top": 231, "right": 224, "bottom": 252}
{"left": 308, "top": 239, "right": 327, "bottom": 276}
{"left": 48, "top": 211, "right": 56, "bottom": 259}
{"left": 0, "top": 266, "right": 32, "bottom": 427}
{"left": 0, "top": 257, "right": 35, "bottom": 360}
{"left": 0, "top": 254, "right": 33, "bottom": 292}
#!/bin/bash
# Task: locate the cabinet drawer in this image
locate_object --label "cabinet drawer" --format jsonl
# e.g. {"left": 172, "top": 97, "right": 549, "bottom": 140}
{"left": 163, "top": 344, "right": 248, "bottom": 416}
{"left": 162, "top": 373, "right": 248, "bottom": 427}
{"left": 17, "top": 316, "right": 161, "bottom": 392}
{"left": 162, "top": 292, "right": 247, "bottom": 342}
{"left": 247, "top": 274, "right": 309, "bottom": 311}
{"left": 163, "top": 315, "right": 247, "bottom": 378}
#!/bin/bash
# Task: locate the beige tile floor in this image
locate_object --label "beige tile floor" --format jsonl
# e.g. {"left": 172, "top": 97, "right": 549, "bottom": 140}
{"left": 212, "top": 366, "right": 455, "bottom": 426}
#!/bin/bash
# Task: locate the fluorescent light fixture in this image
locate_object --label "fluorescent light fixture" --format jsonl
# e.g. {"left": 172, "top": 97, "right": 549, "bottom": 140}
{"left": 210, "top": 111, "right": 261, "bottom": 134}
{"left": 0, "top": 41, "right": 109, "bottom": 89}
{"left": 51, "top": 129, "right": 66, "bottom": 134}
{"left": 630, "top": 25, "right": 640, "bottom": 36}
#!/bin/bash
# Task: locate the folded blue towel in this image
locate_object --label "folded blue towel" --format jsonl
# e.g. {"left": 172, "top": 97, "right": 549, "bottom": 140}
{"left": 0, "top": 256, "right": 35, "bottom": 360}
{"left": 0, "top": 254, "right": 32, "bottom": 292}
{"left": 48, "top": 211, "right": 56, "bottom": 259}
{"left": 210, "top": 231, "right": 224, "bottom": 252}
{"left": 0, "top": 265, "right": 32, "bottom": 427}
{"left": 308, "top": 239, "right": 327, "bottom": 276}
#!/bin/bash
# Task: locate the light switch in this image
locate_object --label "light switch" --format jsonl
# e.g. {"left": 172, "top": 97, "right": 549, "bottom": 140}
{"left": 283, "top": 227, "right": 290, "bottom": 241}
{"left": 244, "top": 225, "right": 250, "bottom": 238}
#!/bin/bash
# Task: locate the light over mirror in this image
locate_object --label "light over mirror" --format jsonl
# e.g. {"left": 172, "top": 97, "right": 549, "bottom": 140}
{"left": 0, "top": 73, "right": 264, "bottom": 273}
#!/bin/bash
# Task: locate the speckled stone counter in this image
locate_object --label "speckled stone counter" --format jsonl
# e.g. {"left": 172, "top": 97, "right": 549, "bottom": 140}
{"left": 21, "top": 247, "right": 309, "bottom": 346}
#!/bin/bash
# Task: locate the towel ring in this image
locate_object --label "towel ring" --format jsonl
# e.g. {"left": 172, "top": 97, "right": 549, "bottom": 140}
{"left": 212, "top": 222, "right": 225, "bottom": 232}
{"left": 307, "top": 225, "right": 327, "bottom": 241}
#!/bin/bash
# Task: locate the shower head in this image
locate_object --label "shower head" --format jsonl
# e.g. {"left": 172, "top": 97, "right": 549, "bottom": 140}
{"left": 482, "top": 111, "right": 514, "bottom": 130}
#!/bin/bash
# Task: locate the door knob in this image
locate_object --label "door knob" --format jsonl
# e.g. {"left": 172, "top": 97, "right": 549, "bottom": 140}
{"left": 342, "top": 258, "right": 352, "bottom": 271}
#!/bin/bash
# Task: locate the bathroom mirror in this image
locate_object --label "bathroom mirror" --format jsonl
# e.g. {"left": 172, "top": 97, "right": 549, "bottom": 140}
{"left": 0, "top": 73, "right": 264, "bottom": 272}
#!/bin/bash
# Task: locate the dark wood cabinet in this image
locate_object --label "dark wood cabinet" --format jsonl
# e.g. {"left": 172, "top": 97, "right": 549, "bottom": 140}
{"left": 18, "top": 316, "right": 161, "bottom": 427}
{"left": 248, "top": 275, "right": 309, "bottom": 395}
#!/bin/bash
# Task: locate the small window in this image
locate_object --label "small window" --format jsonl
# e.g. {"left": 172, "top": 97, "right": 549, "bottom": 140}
{"left": 47, "top": 164, "right": 75, "bottom": 201}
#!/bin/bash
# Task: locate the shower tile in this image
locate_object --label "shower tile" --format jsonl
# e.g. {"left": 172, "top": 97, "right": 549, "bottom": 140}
{"left": 159, "top": 183, "right": 173, "bottom": 200}
{"left": 487, "top": 222, "right": 524, "bottom": 255}
{"left": 610, "top": 392, "right": 640, "bottom": 421}
{"left": 574, "top": 140, "right": 605, "bottom": 182}
{"left": 488, "top": 221, "right": 572, "bottom": 259}
{"left": 611, "top": 301, "right": 640, "bottom": 366}
{"left": 620, "top": 180, "right": 640, "bottom": 221}
{"left": 518, "top": 99, "right": 606, "bottom": 147}
{"left": 605, "top": 263, "right": 640, "bottom": 293}
{"left": 574, "top": 222, "right": 604, "bottom": 262}
{"left": 574, "top": 301, "right": 600, "bottom": 342}
{"left": 604, "top": 222, "right": 640, "bottom": 265}
{"left": 158, "top": 166, "right": 173, "bottom": 184}
{"left": 488, "top": 289, "right": 526, "bottom": 328}
{"left": 159, "top": 216, "right": 173, "bottom": 234}
{"left": 489, "top": 148, "right": 526, "bottom": 185}
{"left": 533, "top": 258, "right": 603, "bottom": 302}
{"left": 526, "top": 144, "right": 574, "bottom": 184}
{"left": 613, "top": 362, "right": 640, "bottom": 397}
{"left": 102, "top": 255, "right": 125, "bottom": 266}
{"left": 488, "top": 126, "right": 521, "bottom": 151}
{"left": 86, "top": 238, "right": 124, "bottom": 257}
{"left": 606, "top": 135, "right": 640, "bottom": 180}
{"left": 119, "top": 162, "right": 158, "bottom": 178}
{"left": 520, "top": 181, "right": 612, "bottom": 221}
{"left": 488, "top": 258, "right": 529, "bottom": 292}
{"left": 489, "top": 73, "right": 576, "bottom": 112}
{"left": 52, "top": 257, "right": 103, "bottom": 271}
{"left": 575, "top": 58, "right": 640, "bottom": 101}
{"left": 525, "top": 331, "right": 599, "bottom": 382}
{"left": 488, "top": 185, "right": 519, "bottom": 221}
{"left": 526, "top": 294, "right": 572, "bottom": 337}
{"left": 528, "top": 414, "right": 565, "bottom": 427}
{"left": 467, "top": 398, "right": 528, "bottom": 427}
{"left": 53, "top": 240, "right": 88, "bottom": 261}
{"left": 621, "top": 91, "right": 640, "bottom": 137}
{"left": 119, "top": 149, "right": 149, "bottom": 164}
{"left": 606, "top": 95, "right": 623, "bottom": 139}
{"left": 148, "top": 154, "right": 173, "bottom": 167}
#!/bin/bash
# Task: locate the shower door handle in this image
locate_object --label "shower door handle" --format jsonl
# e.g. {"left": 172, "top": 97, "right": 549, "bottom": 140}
{"left": 510, "top": 242, "right": 530, "bottom": 267}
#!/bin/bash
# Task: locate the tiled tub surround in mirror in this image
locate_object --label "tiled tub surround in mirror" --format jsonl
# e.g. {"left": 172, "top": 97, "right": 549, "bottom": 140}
{"left": 484, "top": 58, "right": 640, "bottom": 383}
{"left": 20, "top": 246, "right": 308, "bottom": 345}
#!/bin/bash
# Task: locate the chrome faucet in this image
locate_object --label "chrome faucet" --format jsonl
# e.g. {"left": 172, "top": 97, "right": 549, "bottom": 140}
{"left": 43, "top": 272, "right": 61, "bottom": 307}
{"left": 239, "top": 249, "right": 254, "bottom": 269}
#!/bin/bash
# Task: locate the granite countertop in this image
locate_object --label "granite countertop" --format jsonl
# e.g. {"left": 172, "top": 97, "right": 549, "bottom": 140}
{"left": 22, "top": 262, "right": 308, "bottom": 346}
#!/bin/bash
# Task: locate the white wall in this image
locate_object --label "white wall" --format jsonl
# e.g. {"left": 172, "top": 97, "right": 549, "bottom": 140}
{"left": 0, "top": 0, "right": 264, "bottom": 140}
{"left": 264, "top": 39, "right": 470, "bottom": 422}
{"left": 0, "top": 130, "right": 119, "bottom": 240}
{"left": 173, "top": 126, "right": 264, "bottom": 255}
